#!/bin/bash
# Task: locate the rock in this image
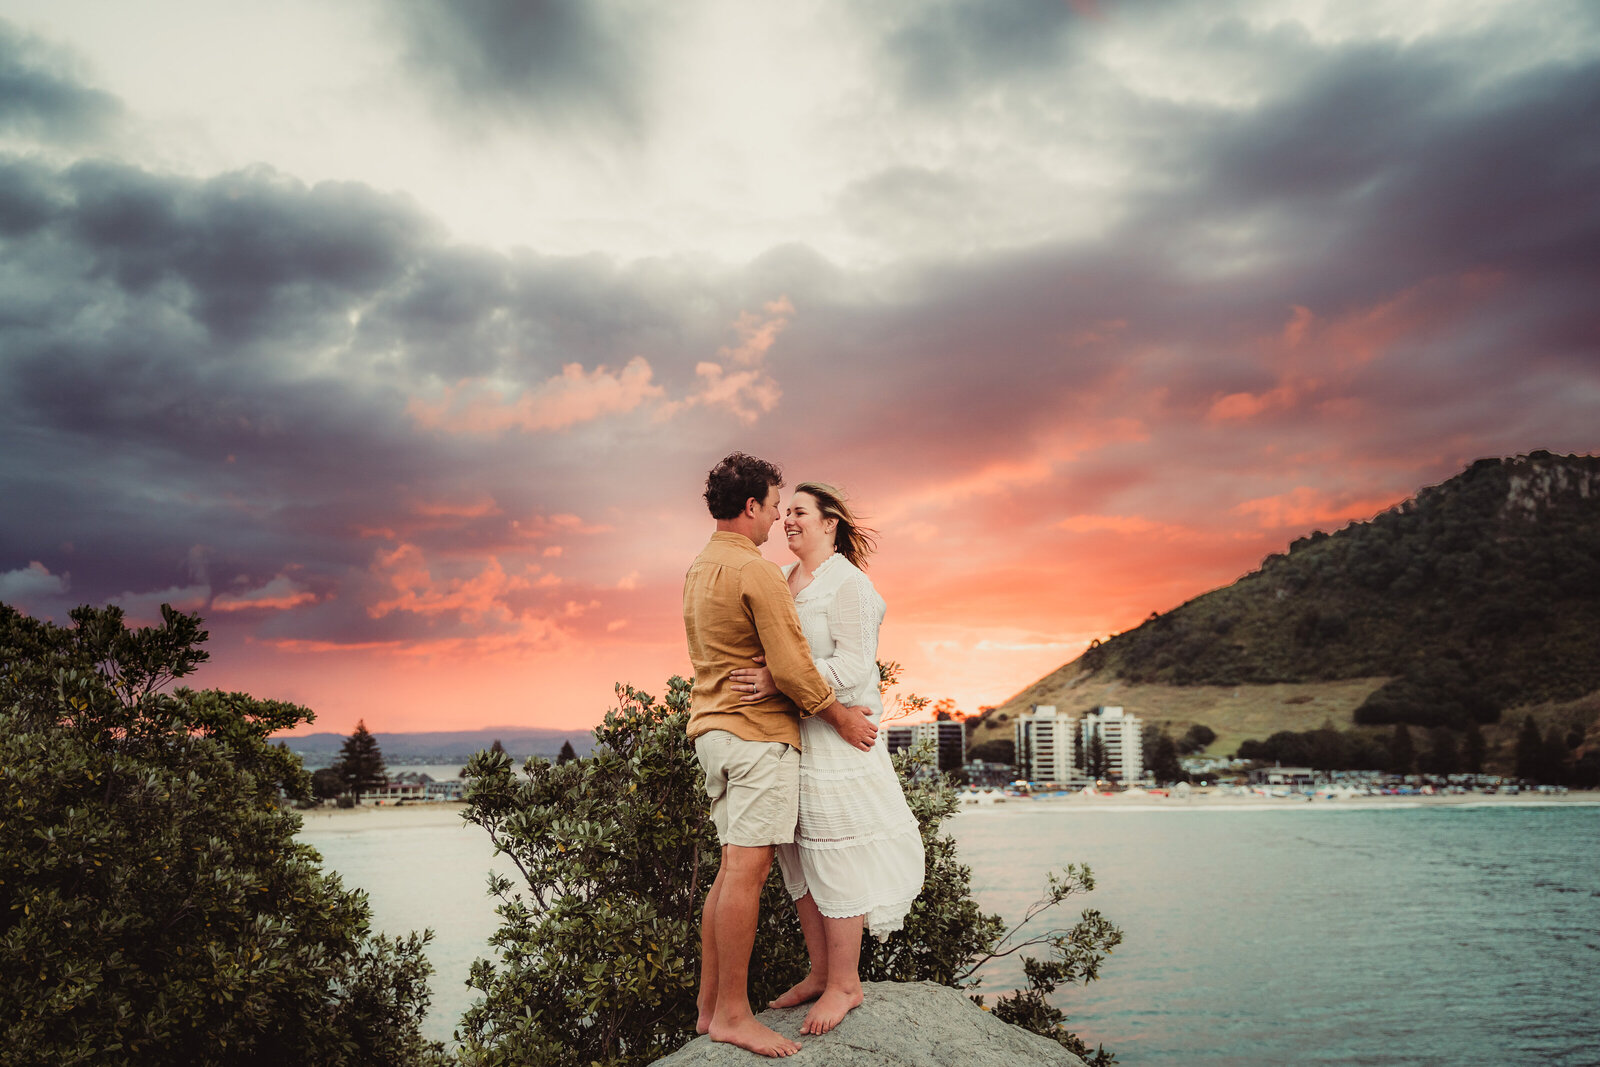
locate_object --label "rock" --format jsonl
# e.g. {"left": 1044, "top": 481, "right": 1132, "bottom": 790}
{"left": 650, "top": 981, "right": 1088, "bottom": 1067}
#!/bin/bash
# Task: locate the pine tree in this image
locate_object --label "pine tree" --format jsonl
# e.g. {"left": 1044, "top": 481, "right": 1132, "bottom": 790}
{"left": 1388, "top": 723, "right": 1416, "bottom": 775}
{"left": 556, "top": 739, "right": 577, "bottom": 764}
{"left": 334, "top": 720, "right": 387, "bottom": 800}
{"left": 1463, "top": 720, "right": 1487, "bottom": 774}
{"left": 1514, "top": 715, "right": 1543, "bottom": 781}
{"left": 1147, "top": 731, "right": 1183, "bottom": 784}
{"left": 1425, "top": 727, "right": 1460, "bottom": 776}
{"left": 1086, "top": 733, "right": 1108, "bottom": 780}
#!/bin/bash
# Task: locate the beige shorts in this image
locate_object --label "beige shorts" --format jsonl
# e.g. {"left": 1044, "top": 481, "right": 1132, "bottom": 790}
{"left": 694, "top": 730, "right": 799, "bottom": 848}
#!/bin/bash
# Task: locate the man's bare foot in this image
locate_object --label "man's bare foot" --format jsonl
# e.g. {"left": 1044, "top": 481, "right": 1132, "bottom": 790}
{"left": 709, "top": 1017, "right": 801, "bottom": 1057}
{"left": 800, "top": 987, "right": 864, "bottom": 1035}
{"left": 696, "top": 1009, "right": 712, "bottom": 1035}
{"left": 768, "top": 972, "right": 827, "bottom": 1009}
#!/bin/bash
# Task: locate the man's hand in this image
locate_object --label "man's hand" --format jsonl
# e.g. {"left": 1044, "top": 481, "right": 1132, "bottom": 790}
{"left": 817, "top": 702, "right": 878, "bottom": 751}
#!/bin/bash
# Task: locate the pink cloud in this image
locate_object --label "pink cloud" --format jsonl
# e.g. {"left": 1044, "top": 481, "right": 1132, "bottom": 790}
{"left": 409, "top": 357, "right": 663, "bottom": 434}
{"left": 368, "top": 543, "right": 530, "bottom": 621}
{"left": 212, "top": 575, "right": 319, "bottom": 613}
{"left": 1233, "top": 487, "right": 1401, "bottom": 529}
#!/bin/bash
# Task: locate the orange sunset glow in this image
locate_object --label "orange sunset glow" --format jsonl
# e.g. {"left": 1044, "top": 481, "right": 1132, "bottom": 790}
{"left": 2, "top": 2, "right": 1597, "bottom": 735}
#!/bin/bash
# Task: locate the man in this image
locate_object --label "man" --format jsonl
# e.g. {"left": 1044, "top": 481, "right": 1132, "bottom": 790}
{"left": 684, "top": 452, "right": 878, "bottom": 1058}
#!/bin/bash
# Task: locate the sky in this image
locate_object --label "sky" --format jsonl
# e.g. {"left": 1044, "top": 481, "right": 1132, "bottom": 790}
{"left": 1, "top": 0, "right": 1597, "bottom": 735}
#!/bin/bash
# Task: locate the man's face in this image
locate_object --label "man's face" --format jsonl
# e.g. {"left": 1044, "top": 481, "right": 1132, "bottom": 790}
{"left": 749, "top": 484, "right": 781, "bottom": 546}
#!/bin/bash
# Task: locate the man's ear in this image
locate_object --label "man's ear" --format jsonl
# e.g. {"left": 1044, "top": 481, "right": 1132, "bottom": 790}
{"left": 743, "top": 496, "right": 761, "bottom": 518}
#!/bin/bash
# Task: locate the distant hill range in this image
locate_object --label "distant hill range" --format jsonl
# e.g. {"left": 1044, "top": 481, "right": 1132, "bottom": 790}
{"left": 283, "top": 727, "right": 595, "bottom": 768}
{"left": 971, "top": 452, "right": 1600, "bottom": 763}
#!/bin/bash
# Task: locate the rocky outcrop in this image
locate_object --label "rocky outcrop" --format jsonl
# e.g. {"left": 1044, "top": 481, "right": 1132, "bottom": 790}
{"left": 650, "top": 981, "right": 1088, "bottom": 1067}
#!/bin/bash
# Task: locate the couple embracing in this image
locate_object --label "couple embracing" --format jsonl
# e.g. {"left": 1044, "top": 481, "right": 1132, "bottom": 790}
{"left": 682, "top": 452, "right": 925, "bottom": 1057}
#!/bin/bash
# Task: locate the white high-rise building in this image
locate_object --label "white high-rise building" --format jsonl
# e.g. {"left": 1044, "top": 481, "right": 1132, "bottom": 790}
{"left": 1014, "top": 705, "right": 1084, "bottom": 786}
{"left": 1081, "top": 705, "right": 1143, "bottom": 782}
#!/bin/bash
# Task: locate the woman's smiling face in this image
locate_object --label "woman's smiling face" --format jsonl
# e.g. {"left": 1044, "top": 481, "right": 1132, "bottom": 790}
{"left": 784, "top": 491, "right": 835, "bottom": 557}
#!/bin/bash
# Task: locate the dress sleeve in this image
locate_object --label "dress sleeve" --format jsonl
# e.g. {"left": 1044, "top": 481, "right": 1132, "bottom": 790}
{"left": 813, "top": 572, "right": 880, "bottom": 697}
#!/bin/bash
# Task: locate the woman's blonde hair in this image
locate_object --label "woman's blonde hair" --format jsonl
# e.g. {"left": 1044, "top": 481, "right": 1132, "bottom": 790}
{"left": 795, "top": 481, "right": 878, "bottom": 569}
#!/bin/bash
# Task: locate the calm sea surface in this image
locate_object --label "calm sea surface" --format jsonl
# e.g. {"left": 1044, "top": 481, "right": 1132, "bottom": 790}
{"left": 300, "top": 798, "right": 1600, "bottom": 1065}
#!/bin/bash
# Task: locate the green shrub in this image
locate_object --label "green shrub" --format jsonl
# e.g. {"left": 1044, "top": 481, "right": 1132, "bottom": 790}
{"left": 455, "top": 677, "right": 1121, "bottom": 1067}
{"left": 0, "top": 602, "right": 444, "bottom": 1067}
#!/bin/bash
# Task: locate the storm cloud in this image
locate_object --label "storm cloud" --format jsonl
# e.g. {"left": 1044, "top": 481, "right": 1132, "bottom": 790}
{"left": 1, "top": 2, "right": 1596, "bottom": 728}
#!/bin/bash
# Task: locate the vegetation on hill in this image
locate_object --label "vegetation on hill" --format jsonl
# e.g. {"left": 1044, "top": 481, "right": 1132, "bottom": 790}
{"left": 982, "top": 454, "right": 1600, "bottom": 750}
{"left": 0, "top": 602, "right": 442, "bottom": 1066}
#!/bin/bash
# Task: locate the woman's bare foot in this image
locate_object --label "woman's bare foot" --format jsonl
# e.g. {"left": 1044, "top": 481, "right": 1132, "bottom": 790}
{"left": 696, "top": 1007, "right": 712, "bottom": 1035}
{"left": 709, "top": 1017, "right": 802, "bottom": 1057}
{"left": 800, "top": 987, "right": 864, "bottom": 1035}
{"left": 769, "top": 972, "right": 827, "bottom": 1009}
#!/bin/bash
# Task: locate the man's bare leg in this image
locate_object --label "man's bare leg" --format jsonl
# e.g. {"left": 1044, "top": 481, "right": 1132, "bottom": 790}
{"left": 696, "top": 862, "right": 726, "bottom": 1034}
{"left": 769, "top": 892, "right": 829, "bottom": 1008}
{"left": 708, "top": 844, "right": 801, "bottom": 1057}
{"left": 800, "top": 913, "right": 865, "bottom": 1035}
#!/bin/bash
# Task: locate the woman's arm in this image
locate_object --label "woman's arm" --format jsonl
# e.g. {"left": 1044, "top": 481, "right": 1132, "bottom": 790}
{"left": 812, "top": 573, "right": 880, "bottom": 696}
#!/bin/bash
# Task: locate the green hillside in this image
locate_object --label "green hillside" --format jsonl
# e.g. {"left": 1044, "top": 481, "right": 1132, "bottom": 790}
{"left": 973, "top": 452, "right": 1600, "bottom": 765}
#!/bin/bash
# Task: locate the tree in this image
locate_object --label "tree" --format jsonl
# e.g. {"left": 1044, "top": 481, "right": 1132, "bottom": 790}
{"left": 334, "top": 720, "right": 387, "bottom": 800}
{"left": 0, "top": 601, "right": 443, "bottom": 1067}
{"left": 1178, "top": 724, "right": 1217, "bottom": 755}
{"left": 1085, "top": 733, "right": 1109, "bottom": 780}
{"left": 454, "top": 678, "right": 1122, "bottom": 1067}
{"left": 1514, "top": 715, "right": 1543, "bottom": 780}
{"left": 556, "top": 739, "right": 578, "bottom": 764}
{"left": 1146, "top": 731, "right": 1184, "bottom": 784}
{"left": 1424, "top": 728, "right": 1460, "bottom": 776}
{"left": 967, "top": 739, "right": 1016, "bottom": 766}
{"left": 311, "top": 765, "right": 345, "bottom": 799}
{"left": 1463, "top": 720, "right": 1487, "bottom": 774}
{"left": 1388, "top": 723, "right": 1416, "bottom": 775}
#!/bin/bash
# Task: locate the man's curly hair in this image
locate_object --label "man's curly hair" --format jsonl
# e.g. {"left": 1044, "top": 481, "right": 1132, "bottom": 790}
{"left": 703, "top": 452, "right": 784, "bottom": 520}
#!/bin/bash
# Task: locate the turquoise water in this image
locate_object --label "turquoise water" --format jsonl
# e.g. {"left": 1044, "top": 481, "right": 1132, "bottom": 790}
{"left": 950, "top": 802, "right": 1600, "bottom": 1066}
{"left": 301, "top": 801, "right": 1600, "bottom": 1063}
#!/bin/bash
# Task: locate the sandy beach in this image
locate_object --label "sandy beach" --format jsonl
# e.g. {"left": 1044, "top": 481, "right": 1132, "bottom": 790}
{"left": 291, "top": 790, "right": 1599, "bottom": 834}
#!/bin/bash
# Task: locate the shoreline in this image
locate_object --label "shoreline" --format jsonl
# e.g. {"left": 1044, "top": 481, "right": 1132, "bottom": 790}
{"left": 291, "top": 791, "right": 1599, "bottom": 834}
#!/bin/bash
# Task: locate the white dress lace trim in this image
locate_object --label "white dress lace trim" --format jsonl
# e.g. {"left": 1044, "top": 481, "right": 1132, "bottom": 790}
{"left": 774, "top": 555, "right": 925, "bottom": 938}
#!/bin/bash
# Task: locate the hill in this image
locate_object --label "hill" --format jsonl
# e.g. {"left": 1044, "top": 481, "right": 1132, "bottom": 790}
{"left": 971, "top": 452, "right": 1600, "bottom": 765}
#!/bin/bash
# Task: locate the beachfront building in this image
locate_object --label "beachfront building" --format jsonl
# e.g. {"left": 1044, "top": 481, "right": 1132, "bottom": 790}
{"left": 886, "top": 720, "right": 967, "bottom": 772}
{"left": 1082, "top": 705, "right": 1144, "bottom": 783}
{"left": 1248, "top": 765, "right": 1317, "bottom": 790}
{"left": 1014, "top": 704, "right": 1086, "bottom": 786}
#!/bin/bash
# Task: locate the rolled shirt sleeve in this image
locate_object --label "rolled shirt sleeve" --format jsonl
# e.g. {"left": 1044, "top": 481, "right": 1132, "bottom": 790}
{"left": 742, "top": 562, "right": 837, "bottom": 716}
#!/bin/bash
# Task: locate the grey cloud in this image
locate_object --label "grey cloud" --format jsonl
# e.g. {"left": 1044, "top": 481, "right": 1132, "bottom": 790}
{"left": 389, "top": 0, "right": 657, "bottom": 134}
{"left": 877, "top": 0, "right": 1091, "bottom": 104}
{"left": 0, "top": 21, "right": 121, "bottom": 142}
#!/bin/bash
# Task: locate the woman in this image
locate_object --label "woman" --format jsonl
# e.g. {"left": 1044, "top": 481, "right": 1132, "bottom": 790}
{"left": 729, "top": 482, "right": 924, "bottom": 1036}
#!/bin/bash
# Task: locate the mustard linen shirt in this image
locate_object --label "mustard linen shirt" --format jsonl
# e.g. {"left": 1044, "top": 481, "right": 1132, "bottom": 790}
{"left": 683, "top": 531, "right": 836, "bottom": 749}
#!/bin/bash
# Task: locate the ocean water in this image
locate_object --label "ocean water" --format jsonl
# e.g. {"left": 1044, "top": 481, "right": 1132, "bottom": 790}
{"left": 300, "top": 801, "right": 1600, "bottom": 1064}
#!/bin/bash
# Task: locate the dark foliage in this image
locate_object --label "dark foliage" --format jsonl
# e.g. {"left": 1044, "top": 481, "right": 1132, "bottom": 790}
{"left": 454, "top": 678, "right": 1121, "bottom": 1066}
{"left": 335, "top": 720, "right": 388, "bottom": 798}
{"left": 966, "top": 738, "right": 1016, "bottom": 765}
{"left": 0, "top": 602, "right": 442, "bottom": 1067}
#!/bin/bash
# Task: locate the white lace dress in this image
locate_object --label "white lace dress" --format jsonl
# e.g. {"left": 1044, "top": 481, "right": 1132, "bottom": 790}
{"left": 774, "top": 554, "right": 924, "bottom": 938}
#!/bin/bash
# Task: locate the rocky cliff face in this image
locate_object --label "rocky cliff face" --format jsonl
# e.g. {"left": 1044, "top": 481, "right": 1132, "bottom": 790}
{"left": 650, "top": 981, "right": 1089, "bottom": 1067}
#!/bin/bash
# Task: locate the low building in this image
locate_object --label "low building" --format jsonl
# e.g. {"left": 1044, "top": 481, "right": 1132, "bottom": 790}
{"left": 963, "top": 758, "right": 1014, "bottom": 788}
{"left": 426, "top": 779, "right": 465, "bottom": 801}
{"left": 1248, "top": 765, "right": 1317, "bottom": 790}
{"left": 886, "top": 720, "right": 967, "bottom": 772}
